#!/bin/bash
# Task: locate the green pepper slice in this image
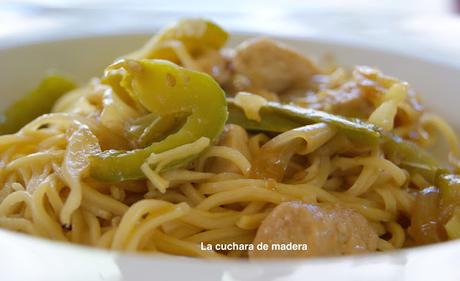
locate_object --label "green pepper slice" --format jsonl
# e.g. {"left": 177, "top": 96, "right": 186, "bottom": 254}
{"left": 90, "top": 59, "right": 228, "bottom": 181}
{"left": 128, "top": 112, "right": 189, "bottom": 148}
{"left": 382, "top": 135, "right": 441, "bottom": 183}
{"left": 437, "top": 173, "right": 460, "bottom": 208}
{"left": 435, "top": 173, "right": 460, "bottom": 239}
{"left": 227, "top": 99, "right": 381, "bottom": 144}
{"left": 0, "top": 75, "right": 75, "bottom": 135}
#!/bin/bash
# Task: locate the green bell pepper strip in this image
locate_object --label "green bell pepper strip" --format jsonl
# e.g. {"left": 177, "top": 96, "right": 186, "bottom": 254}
{"left": 227, "top": 99, "right": 381, "bottom": 144}
{"left": 382, "top": 135, "right": 441, "bottom": 183}
{"left": 227, "top": 100, "right": 304, "bottom": 134}
{"left": 0, "top": 75, "right": 75, "bottom": 135}
{"left": 128, "top": 112, "right": 189, "bottom": 148}
{"left": 437, "top": 174, "right": 460, "bottom": 203}
{"left": 90, "top": 59, "right": 228, "bottom": 181}
{"left": 445, "top": 209, "right": 460, "bottom": 239}
{"left": 436, "top": 173, "right": 460, "bottom": 239}
{"left": 437, "top": 173, "right": 460, "bottom": 212}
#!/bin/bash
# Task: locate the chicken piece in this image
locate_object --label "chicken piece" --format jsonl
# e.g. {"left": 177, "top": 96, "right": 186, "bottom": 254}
{"left": 249, "top": 202, "right": 378, "bottom": 258}
{"left": 207, "top": 124, "right": 251, "bottom": 174}
{"left": 233, "top": 38, "right": 319, "bottom": 94}
{"left": 194, "top": 49, "right": 233, "bottom": 85}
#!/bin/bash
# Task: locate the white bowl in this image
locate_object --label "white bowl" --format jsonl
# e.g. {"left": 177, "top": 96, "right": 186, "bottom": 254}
{"left": 1, "top": 33, "right": 460, "bottom": 281}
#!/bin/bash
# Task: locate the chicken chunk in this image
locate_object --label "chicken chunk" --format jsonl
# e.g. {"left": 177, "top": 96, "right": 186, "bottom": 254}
{"left": 233, "top": 38, "right": 319, "bottom": 94}
{"left": 249, "top": 202, "right": 378, "bottom": 258}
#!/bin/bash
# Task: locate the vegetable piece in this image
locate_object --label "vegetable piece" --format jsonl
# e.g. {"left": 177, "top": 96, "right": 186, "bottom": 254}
{"left": 127, "top": 18, "right": 228, "bottom": 63}
{"left": 445, "top": 208, "right": 460, "bottom": 239}
{"left": 437, "top": 173, "right": 460, "bottom": 218}
{"left": 434, "top": 173, "right": 460, "bottom": 239}
{"left": 408, "top": 186, "right": 445, "bottom": 244}
{"left": 228, "top": 99, "right": 381, "bottom": 144}
{"left": 61, "top": 126, "right": 101, "bottom": 226}
{"left": 227, "top": 99, "right": 304, "bottom": 133}
{"left": 438, "top": 173, "right": 460, "bottom": 208}
{"left": 90, "top": 59, "right": 228, "bottom": 181}
{"left": 382, "top": 135, "right": 440, "bottom": 183}
{"left": 0, "top": 75, "right": 75, "bottom": 134}
{"left": 128, "top": 112, "right": 189, "bottom": 148}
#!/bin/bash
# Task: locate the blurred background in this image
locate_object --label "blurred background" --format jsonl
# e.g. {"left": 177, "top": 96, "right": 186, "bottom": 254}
{"left": 1, "top": 0, "right": 460, "bottom": 64}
